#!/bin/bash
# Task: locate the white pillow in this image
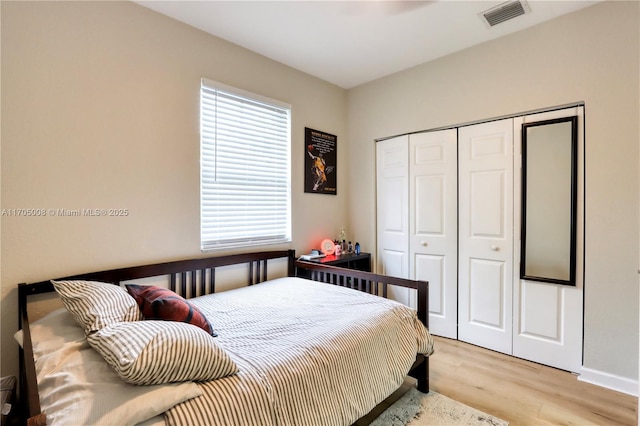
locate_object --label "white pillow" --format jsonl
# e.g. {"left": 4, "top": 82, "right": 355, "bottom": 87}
{"left": 14, "top": 308, "right": 84, "bottom": 352}
{"left": 27, "top": 308, "right": 203, "bottom": 426}
{"left": 51, "top": 279, "right": 142, "bottom": 333}
{"left": 88, "top": 320, "right": 239, "bottom": 385}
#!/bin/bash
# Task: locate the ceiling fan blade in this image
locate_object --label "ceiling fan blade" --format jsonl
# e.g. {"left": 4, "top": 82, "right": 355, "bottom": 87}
{"left": 339, "top": 1, "right": 435, "bottom": 17}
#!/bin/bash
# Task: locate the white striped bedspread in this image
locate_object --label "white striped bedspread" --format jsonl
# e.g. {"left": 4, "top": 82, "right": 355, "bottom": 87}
{"left": 164, "top": 277, "right": 434, "bottom": 426}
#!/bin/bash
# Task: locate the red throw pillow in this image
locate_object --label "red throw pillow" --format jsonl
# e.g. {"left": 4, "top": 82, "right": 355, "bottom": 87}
{"left": 125, "top": 285, "right": 216, "bottom": 336}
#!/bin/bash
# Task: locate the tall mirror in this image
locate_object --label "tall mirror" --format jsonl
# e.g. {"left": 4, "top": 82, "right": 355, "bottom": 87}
{"left": 520, "top": 116, "right": 578, "bottom": 286}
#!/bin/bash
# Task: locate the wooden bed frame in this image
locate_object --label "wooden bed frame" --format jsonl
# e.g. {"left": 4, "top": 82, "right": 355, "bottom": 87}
{"left": 17, "top": 249, "right": 429, "bottom": 426}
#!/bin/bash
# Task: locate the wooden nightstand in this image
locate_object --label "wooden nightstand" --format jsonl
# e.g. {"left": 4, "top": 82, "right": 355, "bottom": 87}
{"left": 303, "top": 252, "right": 371, "bottom": 272}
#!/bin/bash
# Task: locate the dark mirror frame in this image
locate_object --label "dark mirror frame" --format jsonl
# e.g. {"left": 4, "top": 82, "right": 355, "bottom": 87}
{"left": 520, "top": 116, "right": 578, "bottom": 286}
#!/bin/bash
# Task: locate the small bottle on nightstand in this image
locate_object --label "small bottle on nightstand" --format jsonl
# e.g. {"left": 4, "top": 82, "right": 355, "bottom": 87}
{"left": 355, "top": 242, "right": 360, "bottom": 255}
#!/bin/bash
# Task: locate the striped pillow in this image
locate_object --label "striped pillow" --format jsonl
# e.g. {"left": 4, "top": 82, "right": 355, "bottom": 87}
{"left": 126, "top": 285, "right": 216, "bottom": 336}
{"left": 52, "top": 280, "right": 142, "bottom": 334}
{"left": 87, "top": 321, "right": 238, "bottom": 385}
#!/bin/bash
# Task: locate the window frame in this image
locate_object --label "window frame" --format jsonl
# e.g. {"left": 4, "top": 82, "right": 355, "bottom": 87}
{"left": 200, "top": 78, "right": 292, "bottom": 251}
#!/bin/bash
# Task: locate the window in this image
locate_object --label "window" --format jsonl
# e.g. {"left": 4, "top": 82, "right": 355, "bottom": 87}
{"left": 200, "top": 79, "right": 291, "bottom": 250}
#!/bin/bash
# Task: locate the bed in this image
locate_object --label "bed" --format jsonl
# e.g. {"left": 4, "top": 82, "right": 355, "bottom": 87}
{"left": 17, "top": 250, "right": 433, "bottom": 426}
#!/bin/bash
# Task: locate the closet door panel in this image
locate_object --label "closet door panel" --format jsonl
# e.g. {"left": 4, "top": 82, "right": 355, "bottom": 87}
{"left": 410, "top": 130, "right": 457, "bottom": 338}
{"left": 415, "top": 175, "right": 445, "bottom": 235}
{"left": 458, "top": 119, "right": 514, "bottom": 355}
{"left": 376, "top": 136, "right": 410, "bottom": 306}
{"left": 512, "top": 107, "right": 584, "bottom": 373}
{"left": 470, "top": 170, "right": 506, "bottom": 238}
{"left": 468, "top": 258, "right": 506, "bottom": 328}
{"left": 415, "top": 253, "right": 444, "bottom": 314}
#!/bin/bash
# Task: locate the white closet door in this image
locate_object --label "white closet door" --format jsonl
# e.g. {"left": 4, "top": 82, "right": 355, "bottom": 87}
{"left": 512, "top": 107, "right": 584, "bottom": 373}
{"left": 376, "top": 136, "right": 410, "bottom": 306}
{"left": 409, "top": 130, "right": 458, "bottom": 338}
{"left": 458, "top": 119, "right": 514, "bottom": 355}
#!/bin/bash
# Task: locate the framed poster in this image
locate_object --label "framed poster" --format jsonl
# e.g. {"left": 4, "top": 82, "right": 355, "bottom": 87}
{"left": 304, "top": 127, "right": 337, "bottom": 195}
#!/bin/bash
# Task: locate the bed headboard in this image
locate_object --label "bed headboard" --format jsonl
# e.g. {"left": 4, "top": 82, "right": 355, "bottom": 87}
{"left": 19, "top": 250, "right": 296, "bottom": 301}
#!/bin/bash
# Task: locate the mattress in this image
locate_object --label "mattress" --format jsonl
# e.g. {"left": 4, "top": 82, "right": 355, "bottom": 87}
{"left": 166, "top": 277, "right": 433, "bottom": 426}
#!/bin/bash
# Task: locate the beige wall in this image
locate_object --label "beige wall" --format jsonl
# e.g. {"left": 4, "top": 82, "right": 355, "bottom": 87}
{"left": 1, "top": 1, "right": 348, "bottom": 377}
{"left": 347, "top": 1, "right": 639, "bottom": 381}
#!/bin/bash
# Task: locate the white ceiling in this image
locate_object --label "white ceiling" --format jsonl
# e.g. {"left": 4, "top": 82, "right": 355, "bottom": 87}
{"left": 136, "top": 0, "right": 599, "bottom": 89}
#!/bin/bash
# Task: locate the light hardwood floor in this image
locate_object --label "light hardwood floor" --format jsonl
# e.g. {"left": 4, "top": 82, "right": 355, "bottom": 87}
{"left": 359, "top": 336, "right": 638, "bottom": 425}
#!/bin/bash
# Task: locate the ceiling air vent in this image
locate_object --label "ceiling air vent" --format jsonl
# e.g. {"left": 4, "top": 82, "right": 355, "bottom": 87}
{"left": 481, "top": 0, "right": 531, "bottom": 27}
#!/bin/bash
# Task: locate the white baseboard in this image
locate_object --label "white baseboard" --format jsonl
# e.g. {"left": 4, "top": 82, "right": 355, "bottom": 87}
{"left": 579, "top": 366, "right": 638, "bottom": 396}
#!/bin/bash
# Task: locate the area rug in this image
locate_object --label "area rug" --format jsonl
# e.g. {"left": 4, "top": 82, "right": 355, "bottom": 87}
{"left": 370, "top": 388, "right": 508, "bottom": 426}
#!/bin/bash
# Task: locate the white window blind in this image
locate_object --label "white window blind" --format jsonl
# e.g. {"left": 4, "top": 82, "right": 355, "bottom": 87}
{"left": 200, "top": 78, "right": 291, "bottom": 250}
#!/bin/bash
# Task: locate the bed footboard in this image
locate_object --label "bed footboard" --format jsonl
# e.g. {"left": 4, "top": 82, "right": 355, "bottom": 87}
{"left": 293, "top": 259, "right": 430, "bottom": 393}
